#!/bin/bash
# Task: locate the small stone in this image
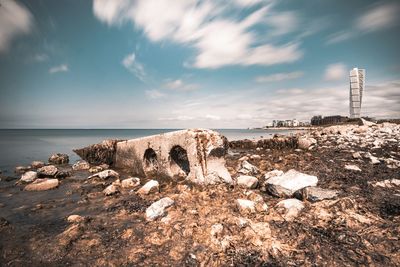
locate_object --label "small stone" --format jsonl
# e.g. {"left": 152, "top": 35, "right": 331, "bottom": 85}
{"left": 369, "top": 155, "right": 380, "bottom": 165}
{"left": 345, "top": 164, "right": 361, "bottom": 172}
{"left": 276, "top": 198, "right": 305, "bottom": 221}
{"left": 146, "top": 197, "right": 174, "bottom": 221}
{"left": 72, "top": 160, "right": 90, "bottom": 170}
{"left": 294, "top": 186, "right": 339, "bottom": 202}
{"left": 210, "top": 223, "right": 224, "bottom": 238}
{"left": 236, "top": 199, "right": 256, "bottom": 214}
{"left": 48, "top": 153, "right": 69, "bottom": 164}
{"left": 88, "top": 169, "right": 119, "bottom": 179}
{"left": 24, "top": 178, "right": 59, "bottom": 191}
{"left": 67, "top": 215, "right": 84, "bottom": 223}
{"left": 238, "top": 160, "right": 259, "bottom": 175}
{"left": 31, "top": 161, "right": 45, "bottom": 169}
{"left": 88, "top": 166, "right": 103, "bottom": 173}
{"left": 37, "top": 165, "right": 58, "bottom": 177}
{"left": 250, "top": 154, "right": 261, "bottom": 160}
{"left": 121, "top": 177, "right": 141, "bottom": 189}
{"left": 55, "top": 170, "right": 71, "bottom": 179}
{"left": 250, "top": 222, "right": 271, "bottom": 238}
{"left": 103, "top": 184, "right": 119, "bottom": 196}
{"left": 138, "top": 180, "right": 159, "bottom": 195}
{"left": 352, "top": 152, "right": 362, "bottom": 159}
{"left": 20, "top": 171, "right": 37, "bottom": 183}
{"left": 237, "top": 175, "right": 258, "bottom": 189}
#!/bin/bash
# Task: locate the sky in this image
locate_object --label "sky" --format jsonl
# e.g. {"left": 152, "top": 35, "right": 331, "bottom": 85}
{"left": 0, "top": 0, "right": 399, "bottom": 129}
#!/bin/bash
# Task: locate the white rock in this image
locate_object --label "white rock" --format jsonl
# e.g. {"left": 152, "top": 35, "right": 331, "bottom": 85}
{"left": 24, "top": 178, "right": 59, "bottom": 191}
{"left": 345, "top": 164, "right": 361, "bottom": 172}
{"left": 137, "top": 180, "right": 159, "bottom": 195}
{"left": 67, "top": 215, "right": 84, "bottom": 223}
{"left": 103, "top": 184, "right": 119, "bottom": 196}
{"left": 264, "top": 170, "right": 284, "bottom": 179}
{"left": 276, "top": 198, "right": 305, "bottom": 221}
{"left": 88, "top": 169, "right": 119, "bottom": 179}
{"left": 368, "top": 155, "right": 380, "bottom": 165}
{"left": 20, "top": 171, "right": 37, "bottom": 183}
{"left": 72, "top": 160, "right": 90, "bottom": 170}
{"left": 236, "top": 199, "right": 256, "bottom": 214}
{"left": 298, "top": 137, "right": 316, "bottom": 150}
{"left": 352, "top": 152, "right": 362, "bottom": 159}
{"left": 238, "top": 160, "right": 259, "bottom": 175}
{"left": 146, "top": 197, "right": 174, "bottom": 221}
{"left": 121, "top": 177, "right": 141, "bottom": 189}
{"left": 210, "top": 223, "right": 224, "bottom": 238}
{"left": 265, "top": 170, "right": 318, "bottom": 197}
{"left": 237, "top": 175, "right": 258, "bottom": 189}
{"left": 250, "top": 154, "right": 261, "bottom": 160}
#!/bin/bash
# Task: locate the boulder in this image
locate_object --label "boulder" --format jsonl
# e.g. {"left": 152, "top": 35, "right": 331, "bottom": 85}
{"left": 298, "top": 137, "right": 316, "bottom": 150}
{"left": 138, "top": 180, "right": 159, "bottom": 195}
{"left": 72, "top": 160, "right": 90, "bottom": 170}
{"left": 238, "top": 160, "right": 259, "bottom": 176}
{"left": 88, "top": 169, "right": 119, "bottom": 179}
{"left": 31, "top": 161, "right": 45, "bottom": 169}
{"left": 236, "top": 199, "right": 256, "bottom": 214}
{"left": 237, "top": 175, "right": 258, "bottom": 189}
{"left": 20, "top": 171, "right": 37, "bottom": 183}
{"left": 37, "top": 165, "right": 58, "bottom": 177}
{"left": 103, "top": 184, "right": 119, "bottom": 196}
{"left": 345, "top": 164, "right": 361, "bottom": 172}
{"left": 294, "top": 186, "right": 339, "bottom": 202}
{"left": 24, "top": 178, "right": 59, "bottom": 191}
{"left": 121, "top": 177, "right": 141, "bottom": 189}
{"left": 146, "top": 197, "right": 174, "bottom": 221}
{"left": 48, "top": 153, "right": 69, "bottom": 164}
{"left": 276, "top": 198, "right": 305, "bottom": 221}
{"left": 265, "top": 170, "right": 318, "bottom": 197}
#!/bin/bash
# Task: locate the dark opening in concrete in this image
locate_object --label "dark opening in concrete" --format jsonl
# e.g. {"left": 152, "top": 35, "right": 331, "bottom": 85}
{"left": 143, "top": 148, "right": 158, "bottom": 174}
{"left": 170, "top": 145, "right": 190, "bottom": 175}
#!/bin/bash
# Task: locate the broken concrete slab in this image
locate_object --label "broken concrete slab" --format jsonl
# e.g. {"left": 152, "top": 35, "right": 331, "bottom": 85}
{"left": 265, "top": 170, "right": 318, "bottom": 197}
{"left": 75, "top": 129, "right": 232, "bottom": 184}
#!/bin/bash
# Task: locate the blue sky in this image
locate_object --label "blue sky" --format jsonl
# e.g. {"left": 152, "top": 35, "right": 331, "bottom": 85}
{"left": 0, "top": 0, "right": 399, "bottom": 129}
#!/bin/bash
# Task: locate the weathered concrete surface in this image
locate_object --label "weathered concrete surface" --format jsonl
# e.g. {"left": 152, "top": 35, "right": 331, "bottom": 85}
{"left": 75, "top": 129, "right": 232, "bottom": 184}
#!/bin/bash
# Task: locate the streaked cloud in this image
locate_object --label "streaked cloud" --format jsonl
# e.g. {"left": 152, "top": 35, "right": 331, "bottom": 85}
{"left": 256, "top": 71, "right": 304, "bottom": 83}
{"left": 122, "top": 52, "right": 146, "bottom": 82}
{"left": 324, "top": 63, "right": 347, "bottom": 81}
{"left": 93, "top": 0, "right": 303, "bottom": 69}
{"left": 164, "top": 79, "right": 199, "bottom": 92}
{"left": 49, "top": 64, "right": 69, "bottom": 74}
{"left": 145, "top": 89, "right": 165, "bottom": 99}
{"left": 0, "top": 0, "right": 33, "bottom": 52}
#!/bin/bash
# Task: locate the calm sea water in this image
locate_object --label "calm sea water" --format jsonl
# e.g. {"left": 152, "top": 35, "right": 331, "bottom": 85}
{"left": 0, "top": 129, "right": 300, "bottom": 174}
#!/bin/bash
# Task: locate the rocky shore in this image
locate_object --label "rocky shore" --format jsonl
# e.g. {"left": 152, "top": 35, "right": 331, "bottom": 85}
{"left": 0, "top": 121, "right": 399, "bottom": 266}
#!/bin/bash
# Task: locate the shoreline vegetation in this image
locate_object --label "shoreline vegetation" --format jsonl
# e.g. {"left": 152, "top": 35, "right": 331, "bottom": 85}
{"left": 0, "top": 120, "right": 399, "bottom": 265}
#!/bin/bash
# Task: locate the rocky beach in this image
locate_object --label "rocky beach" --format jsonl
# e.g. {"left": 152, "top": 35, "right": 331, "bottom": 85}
{"left": 0, "top": 121, "right": 399, "bottom": 266}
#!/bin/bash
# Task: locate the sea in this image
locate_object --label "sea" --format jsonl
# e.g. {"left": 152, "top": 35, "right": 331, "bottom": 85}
{"left": 0, "top": 128, "right": 303, "bottom": 174}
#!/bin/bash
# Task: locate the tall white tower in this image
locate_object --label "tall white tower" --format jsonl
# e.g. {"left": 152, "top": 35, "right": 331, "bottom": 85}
{"left": 349, "top": 68, "right": 365, "bottom": 118}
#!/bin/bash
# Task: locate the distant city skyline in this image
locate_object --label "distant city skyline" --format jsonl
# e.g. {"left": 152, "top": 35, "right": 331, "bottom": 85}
{"left": 0, "top": 0, "right": 400, "bottom": 129}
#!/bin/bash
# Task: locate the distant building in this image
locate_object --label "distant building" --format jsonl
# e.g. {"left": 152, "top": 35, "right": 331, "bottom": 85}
{"left": 311, "top": 115, "right": 348, "bottom": 126}
{"left": 349, "top": 68, "right": 365, "bottom": 118}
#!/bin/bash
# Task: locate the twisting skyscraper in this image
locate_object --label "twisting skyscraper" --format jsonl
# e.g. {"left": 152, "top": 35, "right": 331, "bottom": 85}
{"left": 349, "top": 68, "right": 365, "bottom": 118}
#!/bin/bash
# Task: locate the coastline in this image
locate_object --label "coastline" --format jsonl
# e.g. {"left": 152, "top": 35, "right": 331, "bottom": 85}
{"left": 0, "top": 122, "right": 399, "bottom": 265}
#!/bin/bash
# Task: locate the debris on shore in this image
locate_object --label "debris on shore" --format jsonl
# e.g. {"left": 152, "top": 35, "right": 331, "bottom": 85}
{"left": 0, "top": 123, "right": 399, "bottom": 266}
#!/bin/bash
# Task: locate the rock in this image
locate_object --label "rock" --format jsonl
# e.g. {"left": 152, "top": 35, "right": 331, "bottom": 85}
{"left": 55, "top": 170, "right": 71, "bottom": 179}
{"left": 48, "top": 153, "right": 69, "bottom": 164}
{"left": 67, "top": 215, "right": 84, "bottom": 223}
{"left": 88, "top": 169, "right": 119, "bottom": 179}
{"left": 345, "top": 164, "right": 361, "bottom": 172}
{"left": 264, "top": 170, "right": 284, "bottom": 179}
{"left": 146, "top": 197, "right": 174, "bottom": 221}
{"left": 237, "top": 175, "right": 258, "bottom": 189}
{"left": 360, "top": 118, "right": 376, "bottom": 126}
{"left": 368, "top": 155, "right": 380, "bottom": 165}
{"left": 31, "top": 161, "right": 45, "bottom": 169}
{"left": 298, "top": 137, "right": 316, "bottom": 150}
{"left": 372, "top": 179, "right": 400, "bottom": 188}
{"left": 138, "top": 180, "right": 159, "bottom": 195}
{"left": 24, "top": 178, "right": 59, "bottom": 191}
{"left": 121, "top": 177, "right": 141, "bottom": 189}
{"left": 276, "top": 198, "right": 305, "bottom": 221}
{"left": 236, "top": 199, "right": 256, "bottom": 214}
{"left": 37, "top": 165, "right": 58, "bottom": 177}
{"left": 238, "top": 160, "right": 259, "bottom": 175}
{"left": 265, "top": 170, "right": 318, "bottom": 197}
{"left": 210, "top": 223, "right": 224, "bottom": 238}
{"left": 103, "top": 184, "right": 119, "bottom": 196}
{"left": 294, "top": 186, "right": 339, "bottom": 202}
{"left": 250, "top": 222, "right": 271, "bottom": 238}
{"left": 15, "top": 166, "right": 30, "bottom": 174}
{"left": 88, "top": 166, "right": 103, "bottom": 173}
{"left": 250, "top": 154, "right": 261, "bottom": 160}
{"left": 352, "top": 152, "right": 362, "bottom": 159}
{"left": 20, "top": 171, "right": 37, "bottom": 183}
{"left": 72, "top": 160, "right": 90, "bottom": 170}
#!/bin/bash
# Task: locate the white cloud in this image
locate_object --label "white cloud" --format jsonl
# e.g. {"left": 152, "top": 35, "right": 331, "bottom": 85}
{"left": 234, "top": 0, "right": 265, "bottom": 7}
{"left": 122, "top": 52, "right": 146, "bottom": 82}
{"left": 164, "top": 79, "right": 199, "bottom": 91}
{"left": 49, "top": 64, "right": 69, "bottom": 74}
{"left": 33, "top": 53, "right": 49, "bottom": 62}
{"left": 205, "top": 114, "right": 221, "bottom": 120}
{"left": 0, "top": 0, "right": 33, "bottom": 52}
{"left": 324, "top": 63, "right": 347, "bottom": 81}
{"left": 145, "top": 89, "right": 165, "bottom": 99}
{"left": 256, "top": 71, "right": 303, "bottom": 83}
{"left": 93, "top": 0, "right": 303, "bottom": 69}
{"left": 326, "top": 2, "right": 400, "bottom": 45}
